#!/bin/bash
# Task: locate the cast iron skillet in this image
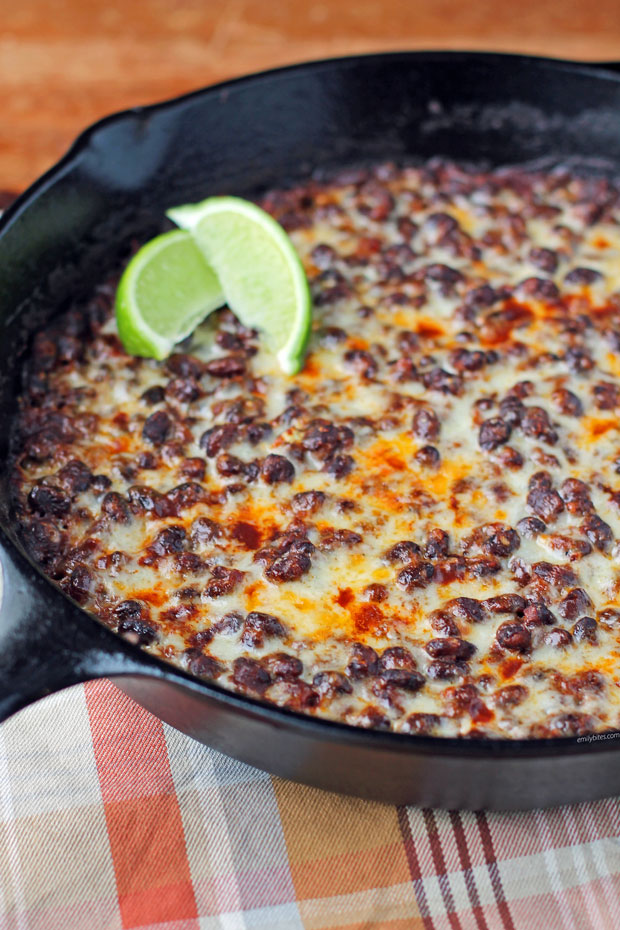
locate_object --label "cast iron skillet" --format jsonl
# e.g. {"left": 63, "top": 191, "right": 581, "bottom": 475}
{"left": 2, "top": 52, "right": 620, "bottom": 810}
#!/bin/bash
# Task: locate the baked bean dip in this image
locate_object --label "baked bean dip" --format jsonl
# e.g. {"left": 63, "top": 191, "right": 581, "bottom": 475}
{"left": 12, "top": 160, "right": 620, "bottom": 738}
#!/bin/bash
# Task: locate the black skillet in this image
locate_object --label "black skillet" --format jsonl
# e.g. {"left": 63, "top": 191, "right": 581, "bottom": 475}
{"left": 2, "top": 52, "right": 620, "bottom": 810}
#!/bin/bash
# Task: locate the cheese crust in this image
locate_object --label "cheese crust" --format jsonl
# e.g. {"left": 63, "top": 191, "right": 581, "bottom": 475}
{"left": 12, "top": 160, "right": 620, "bottom": 738}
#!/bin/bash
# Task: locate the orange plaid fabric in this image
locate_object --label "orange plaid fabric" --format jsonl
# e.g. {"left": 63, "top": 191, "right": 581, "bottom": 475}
{"left": 2, "top": 680, "right": 620, "bottom": 929}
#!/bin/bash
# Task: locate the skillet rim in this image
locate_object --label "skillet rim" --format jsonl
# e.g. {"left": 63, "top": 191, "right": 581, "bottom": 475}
{"left": 3, "top": 48, "right": 620, "bottom": 758}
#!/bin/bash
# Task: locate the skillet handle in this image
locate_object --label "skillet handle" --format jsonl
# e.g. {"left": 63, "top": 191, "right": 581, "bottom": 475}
{"left": 0, "top": 532, "right": 157, "bottom": 722}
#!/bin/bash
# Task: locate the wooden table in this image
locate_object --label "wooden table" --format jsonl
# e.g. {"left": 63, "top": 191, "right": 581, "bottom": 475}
{"left": 2, "top": 0, "right": 620, "bottom": 193}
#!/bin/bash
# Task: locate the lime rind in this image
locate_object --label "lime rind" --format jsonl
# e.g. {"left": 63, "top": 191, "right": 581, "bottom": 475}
{"left": 167, "top": 196, "right": 312, "bottom": 375}
{"left": 115, "top": 229, "right": 225, "bottom": 360}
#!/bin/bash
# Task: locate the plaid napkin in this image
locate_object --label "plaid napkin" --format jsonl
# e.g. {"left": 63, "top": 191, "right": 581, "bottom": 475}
{"left": 1, "top": 680, "right": 620, "bottom": 930}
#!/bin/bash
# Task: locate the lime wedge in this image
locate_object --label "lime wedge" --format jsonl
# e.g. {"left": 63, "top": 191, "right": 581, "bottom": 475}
{"left": 167, "top": 196, "right": 312, "bottom": 375}
{"left": 115, "top": 229, "right": 225, "bottom": 360}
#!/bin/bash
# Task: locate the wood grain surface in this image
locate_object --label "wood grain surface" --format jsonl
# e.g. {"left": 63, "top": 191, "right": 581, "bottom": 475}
{"left": 2, "top": 0, "right": 620, "bottom": 192}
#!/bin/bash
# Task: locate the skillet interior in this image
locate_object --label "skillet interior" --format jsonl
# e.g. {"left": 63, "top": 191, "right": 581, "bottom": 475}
{"left": 3, "top": 52, "right": 620, "bottom": 807}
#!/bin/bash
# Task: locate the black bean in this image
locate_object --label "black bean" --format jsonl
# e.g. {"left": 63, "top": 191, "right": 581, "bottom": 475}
{"left": 242, "top": 611, "right": 286, "bottom": 648}
{"left": 430, "top": 612, "right": 460, "bottom": 636}
{"left": 401, "top": 712, "right": 441, "bottom": 735}
{"left": 291, "top": 490, "right": 326, "bottom": 514}
{"left": 581, "top": 514, "right": 613, "bottom": 551}
{"left": 532, "top": 561, "right": 578, "bottom": 589}
{"left": 151, "top": 525, "right": 186, "bottom": 555}
{"left": 529, "top": 247, "right": 559, "bottom": 274}
{"left": 187, "top": 654, "right": 224, "bottom": 679}
{"left": 514, "top": 277, "right": 559, "bottom": 300}
{"left": 425, "top": 637, "right": 476, "bottom": 660}
{"left": 216, "top": 330, "right": 244, "bottom": 351}
{"left": 355, "top": 583, "right": 382, "bottom": 606}
{"left": 216, "top": 454, "right": 245, "bottom": 477}
{"left": 246, "top": 422, "right": 272, "bottom": 445}
{"left": 448, "top": 348, "right": 487, "bottom": 372}
{"left": 398, "top": 330, "right": 420, "bottom": 353}
{"left": 551, "top": 388, "right": 583, "bottom": 417}
{"left": 91, "top": 474, "right": 112, "bottom": 493}
{"left": 115, "top": 601, "right": 156, "bottom": 645}
{"left": 23, "top": 519, "right": 65, "bottom": 568}
{"left": 564, "top": 267, "right": 604, "bottom": 285}
{"left": 261, "top": 454, "right": 295, "bottom": 484}
{"left": 464, "top": 523, "right": 521, "bottom": 558}
{"left": 544, "top": 628, "right": 573, "bottom": 648}
{"left": 396, "top": 560, "right": 435, "bottom": 590}
{"left": 422, "top": 367, "right": 463, "bottom": 395}
{"left": 559, "top": 478, "right": 593, "bottom": 515}
{"left": 311, "top": 243, "right": 338, "bottom": 268}
{"left": 463, "top": 284, "right": 498, "bottom": 310}
{"left": 415, "top": 445, "right": 440, "bottom": 468}
{"left": 593, "top": 381, "right": 620, "bottom": 410}
{"left": 231, "top": 657, "right": 271, "bottom": 694}
{"left": 498, "top": 397, "right": 525, "bottom": 427}
{"left": 558, "top": 588, "right": 593, "bottom": 621}
{"left": 426, "top": 659, "right": 469, "bottom": 680}
{"left": 320, "top": 528, "right": 362, "bottom": 549}
{"left": 210, "top": 612, "right": 244, "bottom": 636}
{"left": 496, "top": 622, "right": 531, "bottom": 652}
{"left": 65, "top": 565, "right": 93, "bottom": 603}
{"left": 597, "top": 608, "right": 620, "bottom": 629}
{"left": 143, "top": 409, "right": 173, "bottom": 444}
{"left": 422, "top": 211, "right": 459, "bottom": 243}
{"left": 344, "top": 349, "right": 378, "bottom": 379}
{"left": 572, "top": 616, "right": 598, "bottom": 644}
{"left": 166, "top": 353, "right": 206, "bottom": 378}
{"left": 479, "top": 418, "right": 511, "bottom": 450}
{"left": 412, "top": 408, "right": 440, "bottom": 441}
{"left": 421, "top": 263, "right": 464, "bottom": 291}
{"left": 189, "top": 517, "right": 221, "bottom": 547}
{"left": 199, "top": 423, "right": 238, "bottom": 457}
{"left": 521, "top": 406, "right": 558, "bottom": 444}
{"left": 141, "top": 385, "right": 166, "bottom": 405}
{"left": 346, "top": 643, "right": 379, "bottom": 679}
{"left": 378, "top": 646, "right": 417, "bottom": 671}
{"left": 263, "top": 653, "right": 303, "bottom": 680}
{"left": 28, "top": 483, "right": 71, "bottom": 517}
{"left": 325, "top": 454, "right": 354, "bottom": 478}
{"left": 527, "top": 486, "right": 564, "bottom": 523}
{"left": 495, "top": 684, "right": 529, "bottom": 707}
{"left": 516, "top": 516, "right": 546, "bottom": 537}
{"left": 204, "top": 567, "right": 244, "bottom": 598}
{"left": 444, "top": 597, "right": 484, "bottom": 623}
{"left": 57, "top": 460, "right": 93, "bottom": 494}
{"left": 101, "top": 491, "right": 131, "bottom": 523}
{"left": 376, "top": 668, "right": 425, "bottom": 692}
{"left": 276, "top": 680, "right": 320, "bottom": 710}
{"left": 545, "top": 713, "right": 595, "bottom": 736}
{"left": 138, "top": 451, "right": 158, "bottom": 470}
{"left": 483, "top": 594, "right": 526, "bottom": 614}
{"left": 522, "top": 603, "right": 556, "bottom": 627}
{"left": 424, "top": 528, "right": 450, "bottom": 559}
{"left": 466, "top": 555, "right": 501, "bottom": 577}
{"left": 312, "top": 670, "right": 353, "bottom": 697}
{"left": 205, "top": 356, "right": 246, "bottom": 377}
{"left": 166, "top": 376, "right": 202, "bottom": 403}
{"left": 265, "top": 549, "right": 312, "bottom": 582}
{"left": 302, "top": 419, "right": 354, "bottom": 460}
{"left": 565, "top": 346, "right": 594, "bottom": 374}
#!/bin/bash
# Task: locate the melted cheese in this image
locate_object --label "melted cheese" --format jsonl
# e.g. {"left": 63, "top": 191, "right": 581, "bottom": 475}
{"left": 13, "top": 162, "right": 620, "bottom": 738}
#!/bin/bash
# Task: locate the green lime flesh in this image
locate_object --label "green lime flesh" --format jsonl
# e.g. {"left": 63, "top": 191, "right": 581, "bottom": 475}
{"left": 115, "top": 229, "right": 225, "bottom": 360}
